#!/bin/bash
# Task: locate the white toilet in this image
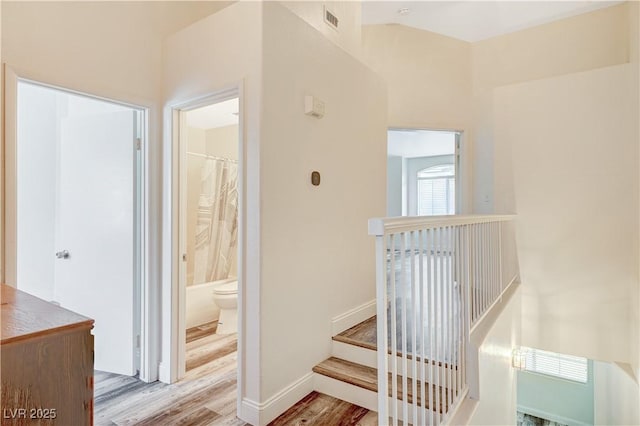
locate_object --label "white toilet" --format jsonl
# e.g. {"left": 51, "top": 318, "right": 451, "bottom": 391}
{"left": 212, "top": 280, "right": 238, "bottom": 334}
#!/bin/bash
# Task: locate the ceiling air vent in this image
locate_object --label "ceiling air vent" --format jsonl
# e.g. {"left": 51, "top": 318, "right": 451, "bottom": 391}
{"left": 324, "top": 6, "right": 339, "bottom": 30}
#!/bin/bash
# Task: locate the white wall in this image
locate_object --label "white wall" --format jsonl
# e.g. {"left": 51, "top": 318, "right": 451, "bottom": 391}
{"left": 594, "top": 361, "right": 640, "bottom": 425}
{"left": 495, "top": 64, "right": 637, "bottom": 364}
{"left": 260, "top": 0, "right": 386, "bottom": 412}
{"left": 163, "top": 0, "right": 263, "bottom": 412}
{"left": 468, "top": 286, "right": 522, "bottom": 425}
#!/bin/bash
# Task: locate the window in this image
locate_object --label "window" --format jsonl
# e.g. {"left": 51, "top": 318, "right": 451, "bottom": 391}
{"left": 417, "top": 164, "right": 455, "bottom": 215}
{"left": 523, "top": 347, "right": 588, "bottom": 383}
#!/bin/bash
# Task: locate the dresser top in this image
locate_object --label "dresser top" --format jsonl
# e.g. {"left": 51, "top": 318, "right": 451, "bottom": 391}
{"left": 1, "top": 284, "right": 94, "bottom": 345}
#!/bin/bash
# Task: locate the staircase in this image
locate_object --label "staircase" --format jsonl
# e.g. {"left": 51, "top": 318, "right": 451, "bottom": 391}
{"left": 311, "top": 215, "right": 519, "bottom": 425}
{"left": 313, "top": 316, "right": 454, "bottom": 424}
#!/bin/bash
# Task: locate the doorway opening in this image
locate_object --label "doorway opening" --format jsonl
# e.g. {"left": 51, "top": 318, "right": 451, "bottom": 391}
{"left": 13, "top": 80, "right": 145, "bottom": 376}
{"left": 178, "top": 97, "right": 240, "bottom": 383}
{"left": 387, "top": 128, "right": 462, "bottom": 217}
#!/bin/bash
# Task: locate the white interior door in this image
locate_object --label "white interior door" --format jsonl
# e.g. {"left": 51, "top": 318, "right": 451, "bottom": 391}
{"left": 55, "top": 110, "right": 137, "bottom": 376}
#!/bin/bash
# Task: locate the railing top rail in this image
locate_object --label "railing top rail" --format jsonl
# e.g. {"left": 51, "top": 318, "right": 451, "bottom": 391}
{"left": 368, "top": 214, "right": 516, "bottom": 236}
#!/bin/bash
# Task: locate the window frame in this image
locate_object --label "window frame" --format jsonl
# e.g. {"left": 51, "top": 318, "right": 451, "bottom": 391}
{"left": 416, "top": 163, "right": 456, "bottom": 216}
{"left": 522, "top": 347, "right": 589, "bottom": 384}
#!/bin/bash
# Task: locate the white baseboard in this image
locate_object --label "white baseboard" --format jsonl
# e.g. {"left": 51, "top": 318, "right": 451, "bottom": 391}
{"left": 331, "top": 299, "right": 376, "bottom": 336}
{"left": 518, "top": 405, "right": 589, "bottom": 426}
{"left": 239, "top": 398, "right": 260, "bottom": 426}
{"left": 240, "top": 372, "right": 314, "bottom": 426}
{"left": 445, "top": 397, "right": 477, "bottom": 426}
{"left": 158, "top": 361, "right": 171, "bottom": 384}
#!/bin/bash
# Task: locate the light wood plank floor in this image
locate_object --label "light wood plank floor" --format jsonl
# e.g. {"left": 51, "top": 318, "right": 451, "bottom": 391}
{"left": 94, "top": 321, "right": 244, "bottom": 426}
{"left": 94, "top": 322, "right": 375, "bottom": 425}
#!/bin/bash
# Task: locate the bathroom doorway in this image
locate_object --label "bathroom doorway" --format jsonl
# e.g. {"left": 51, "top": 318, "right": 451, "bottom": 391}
{"left": 176, "top": 95, "right": 241, "bottom": 386}
{"left": 7, "top": 77, "right": 147, "bottom": 377}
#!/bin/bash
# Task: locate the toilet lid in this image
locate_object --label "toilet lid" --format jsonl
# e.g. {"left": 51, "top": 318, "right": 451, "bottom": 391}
{"left": 214, "top": 281, "right": 237, "bottom": 295}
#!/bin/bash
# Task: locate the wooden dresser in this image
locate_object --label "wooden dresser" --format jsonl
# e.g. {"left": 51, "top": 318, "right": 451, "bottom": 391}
{"left": 1, "top": 284, "right": 94, "bottom": 425}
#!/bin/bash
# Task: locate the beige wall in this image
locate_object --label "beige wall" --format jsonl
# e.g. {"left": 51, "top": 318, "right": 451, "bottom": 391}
{"left": 471, "top": 3, "right": 630, "bottom": 93}
{"left": 1, "top": 2, "right": 226, "bottom": 104}
{"left": 169, "top": 4, "right": 386, "bottom": 422}
{"left": 468, "top": 287, "right": 521, "bottom": 425}
{"left": 471, "top": 3, "right": 632, "bottom": 214}
{"left": 360, "top": 0, "right": 638, "bottom": 386}
{"left": 630, "top": 0, "right": 640, "bottom": 384}
{"left": 1, "top": 0, "right": 227, "bottom": 382}
{"left": 468, "top": 3, "right": 639, "bottom": 367}
{"left": 261, "top": 0, "right": 386, "bottom": 407}
{"left": 163, "top": 1, "right": 263, "bottom": 404}
{"left": 496, "top": 64, "right": 637, "bottom": 364}
{"left": 594, "top": 362, "right": 640, "bottom": 425}
{"left": 187, "top": 126, "right": 206, "bottom": 154}
{"left": 281, "top": 1, "right": 362, "bottom": 59}
{"left": 206, "top": 125, "right": 239, "bottom": 161}
{"left": 362, "top": 24, "right": 472, "bottom": 130}
{"left": 0, "top": 0, "right": 3, "bottom": 283}
{"left": 464, "top": 3, "right": 639, "bottom": 371}
{"left": 361, "top": 24, "right": 475, "bottom": 213}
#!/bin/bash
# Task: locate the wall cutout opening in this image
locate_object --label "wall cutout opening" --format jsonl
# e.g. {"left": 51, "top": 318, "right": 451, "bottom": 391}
{"left": 387, "top": 129, "right": 461, "bottom": 217}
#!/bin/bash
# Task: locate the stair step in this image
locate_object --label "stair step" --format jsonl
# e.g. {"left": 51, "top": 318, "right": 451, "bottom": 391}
{"left": 333, "top": 316, "right": 458, "bottom": 370}
{"left": 313, "top": 357, "right": 450, "bottom": 413}
{"left": 333, "top": 316, "right": 377, "bottom": 351}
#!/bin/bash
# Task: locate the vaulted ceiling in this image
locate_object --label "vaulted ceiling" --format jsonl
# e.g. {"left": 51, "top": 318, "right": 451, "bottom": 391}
{"left": 362, "top": 1, "right": 623, "bottom": 42}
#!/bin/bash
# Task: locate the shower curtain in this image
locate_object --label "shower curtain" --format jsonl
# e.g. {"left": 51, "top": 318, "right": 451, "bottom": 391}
{"left": 193, "top": 157, "right": 238, "bottom": 284}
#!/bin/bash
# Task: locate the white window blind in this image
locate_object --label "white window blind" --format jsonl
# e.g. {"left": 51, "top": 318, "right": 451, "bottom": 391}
{"left": 417, "top": 164, "right": 455, "bottom": 216}
{"left": 523, "top": 347, "right": 588, "bottom": 383}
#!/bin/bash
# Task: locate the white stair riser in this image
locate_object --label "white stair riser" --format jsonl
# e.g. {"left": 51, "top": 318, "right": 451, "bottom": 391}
{"left": 313, "top": 373, "right": 441, "bottom": 425}
{"left": 313, "top": 373, "right": 378, "bottom": 411}
{"left": 331, "top": 341, "right": 458, "bottom": 382}
{"left": 331, "top": 341, "right": 377, "bottom": 368}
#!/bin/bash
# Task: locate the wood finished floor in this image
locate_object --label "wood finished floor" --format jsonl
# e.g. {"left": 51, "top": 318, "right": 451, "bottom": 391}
{"left": 94, "top": 322, "right": 374, "bottom": 425}
{"left": 334, "top": 316, "right": 459, "bottom": 368}
{"left": 313, "top": 357, "right": 448, "bottom": 413}
{"left": 333, "top": 316, "right": 377, "bottom": 350}
{"left": 94, "top": 321, "right": 244, "bottom": 426}
{"left": 268, "top": 392, "right": 377, "bottom": 426}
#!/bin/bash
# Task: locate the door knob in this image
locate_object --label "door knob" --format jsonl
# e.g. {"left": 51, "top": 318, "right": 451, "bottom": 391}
{"left": 55, "top": 250, "right": 70, "bottom": 259}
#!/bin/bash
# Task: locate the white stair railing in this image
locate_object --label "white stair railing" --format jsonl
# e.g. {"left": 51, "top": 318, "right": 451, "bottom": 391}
{"left": 369, "top": 215, "right": 517, "bottom": 426}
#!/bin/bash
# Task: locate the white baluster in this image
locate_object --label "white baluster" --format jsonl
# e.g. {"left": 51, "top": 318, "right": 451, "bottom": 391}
{"left": 390, "top": 233, "right": 398, "bottom": 426}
